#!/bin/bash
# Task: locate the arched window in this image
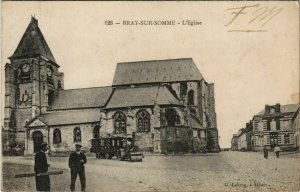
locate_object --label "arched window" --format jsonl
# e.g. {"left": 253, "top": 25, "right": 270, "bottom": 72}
{"left": 180, "top": 82, "right": 187, "bottom": 98}
{"left": 188, "top": 90, "right": 194, "bottom": 105}
{"left": 93, "top": 125, "right": 100, "bottom": 138}
{"left": 136, "top": 110, "right": 150, "bottom": 132}
{"left": 53, "top": 129, "right": 61, "bottom": 144}
{"left": 47, "top": 65, "right": 54, "bottom": 84}
{"left": 113, "top": 112, "right": 127, "bottom": 134}
{"left": 165, "top": 108, "right": 180, "bottom": 127}
{"left": 74, "top": 127, "right": 81, "bottom": 142}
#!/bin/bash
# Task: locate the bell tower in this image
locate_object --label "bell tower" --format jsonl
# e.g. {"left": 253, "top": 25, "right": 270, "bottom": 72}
{"left": 3, "top": 17, "right": 64, "bottom": 154}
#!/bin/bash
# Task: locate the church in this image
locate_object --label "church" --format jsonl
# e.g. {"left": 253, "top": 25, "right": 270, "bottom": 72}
{"left": 3, "top": 17, "right": 219, "bottom": 155}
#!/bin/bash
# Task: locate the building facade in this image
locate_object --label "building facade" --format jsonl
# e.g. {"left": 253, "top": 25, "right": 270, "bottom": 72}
{"left": 292, "top": 109, "right": 300, "bottom": 150}
{"left": 236, "top": 128, "right": 247, "bottom": 151}
{"left": 245, "top": 121, "right": 253, "bottom": 151}
{"left": 3, "top": 18, "right": 219, "bottom": 155}
{"left": 231, "top": 134, "right": 238, "bottom": 151}
{"left": 252, "top": 103, "right": 299, "bottom": 151}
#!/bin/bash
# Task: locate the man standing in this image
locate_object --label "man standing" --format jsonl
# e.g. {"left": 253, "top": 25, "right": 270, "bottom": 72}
{"left": 69, "top": 144, "right": 87, "bottom": 191}
{"left": 274, "top": 145, "right": 281, "bottom": 158}
{"left": 263, "top": 145, "right": 268, "bottom": 159}
{"left": 34, "top": 142, "right": 50, "bottom": 191}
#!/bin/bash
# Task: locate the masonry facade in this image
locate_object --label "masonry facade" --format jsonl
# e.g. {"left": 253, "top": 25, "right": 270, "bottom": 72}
{"left": 3, "top": 18, "right": 219, "bottom": 155}
{"left": 232, "top": 103, "right": 300, "bottom": 152}
{"left": 252, "top": 104, "right": 299, "bottom": 151}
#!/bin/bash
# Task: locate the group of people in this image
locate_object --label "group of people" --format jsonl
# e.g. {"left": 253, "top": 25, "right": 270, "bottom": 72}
{"left": 34, "top": 143, "right": 87, "bottom": 191}
{"left": 263, "top": 145, "right": 281, "bottom": 159}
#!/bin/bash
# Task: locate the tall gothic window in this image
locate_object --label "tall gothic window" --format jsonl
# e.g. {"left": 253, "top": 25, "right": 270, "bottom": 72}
{"left": 46, "top": 65, "right": 54, "bottom": 86}
{"left": 93, "top": 125, "right": 100, "bottom": 138}
{"left": 53, "top": 129, "right": 61, "bottom": 144}
{"left": 188, "top": 90, "right": 194, "bottom": 105}
{"left": 48, "top": 90, "right": 54, "bottom": 106}
{"left": 136, "top": 110, "right": 150, "bottom": 132}
{"left": 74, "top": 127, "right": 81, "bottom": 142}
{"left": 165, "top": 108, "right": 179, "bottom": 127}
{"left": 180, "top": 82, "right": 187, "bottom": 98}
{"left": 113, "top": 112, "right": 127, "bottom": 134}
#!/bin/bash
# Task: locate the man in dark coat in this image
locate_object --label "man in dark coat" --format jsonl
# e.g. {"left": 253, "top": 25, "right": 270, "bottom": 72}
{"left": 69, "top": 144, "right": 87, "bottom": 191}
{"left": 263, "top": 145, "right": 268, "bottom": 159}
{"left": 34, "top": 142, "right": 50, "bottom": 191}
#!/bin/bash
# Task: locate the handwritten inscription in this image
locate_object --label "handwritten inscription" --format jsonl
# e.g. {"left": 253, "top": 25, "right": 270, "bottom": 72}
{"left": 225, "top": 4, "right": 283, "bottom": 32}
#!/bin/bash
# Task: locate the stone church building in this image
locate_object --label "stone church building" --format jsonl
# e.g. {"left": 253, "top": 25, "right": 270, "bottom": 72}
{"left": 3, "top": 17, "right": 219, "bottom": 155}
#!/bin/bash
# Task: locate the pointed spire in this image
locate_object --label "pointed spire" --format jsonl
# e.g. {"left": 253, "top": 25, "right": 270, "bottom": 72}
{"left": 31, "top": 15, "right": 38, "bottom": 25}
{"left": 9, "top": 17, "right": 58, "bottom": 65}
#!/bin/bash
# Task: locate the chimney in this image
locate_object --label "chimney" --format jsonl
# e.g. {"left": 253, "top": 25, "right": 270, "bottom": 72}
{"left": 265, "top": 105, "right": 270, "bottom": 114}
{"left": 275, "top": 103, "right": 281, "bottom": 113}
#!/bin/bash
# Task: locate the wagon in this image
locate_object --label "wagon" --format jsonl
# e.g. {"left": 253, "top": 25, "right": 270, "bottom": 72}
{"left": 90, "top": 136, "right": 143, "bottom": 162}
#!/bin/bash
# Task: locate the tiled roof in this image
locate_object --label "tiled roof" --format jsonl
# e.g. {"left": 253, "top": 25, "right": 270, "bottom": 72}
{"left": 255, "top": 104, "right": 300, "bottom": 116}
{"left": 10, "top": 17, "right": 57, "bottom": 64}
{"left": 112, "top": 58, "right": 203, "bottom": 86}
{"left": 105, "top": 85, "right": 182, "bottom": 109}
{"left": 50, "top": 86, "right": 113, "bottom": 110}
{"left": 36, "top": 109, "right": 100, "bottom": 126}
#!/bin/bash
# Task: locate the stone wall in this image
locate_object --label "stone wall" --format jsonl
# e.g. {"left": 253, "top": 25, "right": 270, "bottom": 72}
{"left": 159, "top": 126, "right": 192, "bottom": 154}
{"left": 27, "top": 122, "right": 98, "bottom": 154}
{"left": 49, "top": 123, "right": 98, "bottom": 153}
{"left": 206, "top": 128, "right": 220, "bottom": 152}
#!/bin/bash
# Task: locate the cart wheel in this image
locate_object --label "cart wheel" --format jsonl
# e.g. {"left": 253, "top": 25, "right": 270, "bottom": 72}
{"left": 104, "top": 153, "right": 109, "bottom": 159}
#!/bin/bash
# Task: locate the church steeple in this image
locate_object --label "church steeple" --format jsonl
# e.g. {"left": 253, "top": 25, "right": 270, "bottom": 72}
{"left": 9, "top": 16, "right": 58, "bottom": 65}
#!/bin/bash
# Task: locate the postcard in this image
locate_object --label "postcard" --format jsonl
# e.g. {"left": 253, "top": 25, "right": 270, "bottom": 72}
{"left": 1, "top": 1, "right": 299, "bottom": 192}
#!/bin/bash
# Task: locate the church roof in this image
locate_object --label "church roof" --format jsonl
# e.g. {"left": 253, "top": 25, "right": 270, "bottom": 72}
{"left": 10, "top": 17, "right": 57, "bottom": 64}
{"left": 255, "top": 104, "right": 300, "bottom": 116}
{"left": 35, "top": 109, "right": 100, "bottom": 126}
{"left": 49, "top": 86, "right": 113, "bottom": 110}
{"left": 112, "top": 58, "right": 204, "bottom": 86}
{"left": 190, "top": 115, "right": 203, "bottom": 129}
{"left": 105, "top": 85, "right": 182, "bottom": 109}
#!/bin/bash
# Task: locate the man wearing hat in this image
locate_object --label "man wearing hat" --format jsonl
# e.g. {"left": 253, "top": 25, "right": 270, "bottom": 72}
{"left": 68, "top": 144, "right": 87, "bottom": 191}
{"left": 34, "top": 142, "right": 50, "bottom": 191}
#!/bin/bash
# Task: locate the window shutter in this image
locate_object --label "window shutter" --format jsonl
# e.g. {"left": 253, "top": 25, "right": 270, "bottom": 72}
{"left": 263, "top": 135, "right": 268, "bottom": 145}
{"left": 276, "top": 119, "right": 280, "bottom": 130}
{"left": 267, "top": 120, "right": 270, "bottom": 131}
{"left": 290, "top": 135, "right": 294, "bottom": 144}
{"left": 281, "top": 135, "right": 285, "bottom": 144}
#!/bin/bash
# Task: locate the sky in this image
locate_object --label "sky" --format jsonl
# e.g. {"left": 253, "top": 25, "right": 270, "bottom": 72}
{"left": 1, "top": 1, "right": 299, "bottom": 148}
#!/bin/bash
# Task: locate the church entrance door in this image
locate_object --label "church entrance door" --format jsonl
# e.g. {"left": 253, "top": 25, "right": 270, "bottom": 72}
{"left": 33, "top": 131, "right": 43, "bottom": 153}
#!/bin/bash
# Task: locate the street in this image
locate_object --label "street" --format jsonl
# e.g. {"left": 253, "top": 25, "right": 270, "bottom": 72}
{"left": 2, "top": 151, "right": 299, "bottom": 192}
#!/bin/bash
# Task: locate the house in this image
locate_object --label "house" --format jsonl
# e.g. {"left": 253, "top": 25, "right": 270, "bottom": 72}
{"left": 292, "top": 108, "right": 300, "bottom": 150}
{"left": 231, "top": 134, "right": 238, "bottom": 151}
{"left": 236, "top": 128, "right": 247, "bottom": 151}
{"left": 252, "top": 103, "right": 300, "bottom": 151}
{"left": 245, "top": 120, "right": 253, "bottom": 151}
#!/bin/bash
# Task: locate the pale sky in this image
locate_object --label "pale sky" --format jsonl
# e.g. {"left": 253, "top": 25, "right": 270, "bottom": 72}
{"left": 1, "top": 1, "right": 299, "bottom": 148}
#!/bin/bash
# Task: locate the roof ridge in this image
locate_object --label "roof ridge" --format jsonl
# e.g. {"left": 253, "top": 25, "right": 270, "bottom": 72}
{"left": 56, "top": 86, "right": 112, "bottom": 91}
{"left": 117, "top": 58, "right": 193, "bottom": 65}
